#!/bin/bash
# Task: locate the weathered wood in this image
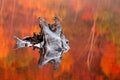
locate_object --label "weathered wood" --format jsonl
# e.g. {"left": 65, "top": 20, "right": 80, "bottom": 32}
{"left": 14, "top": 17, "right": 70, "bottom": 69}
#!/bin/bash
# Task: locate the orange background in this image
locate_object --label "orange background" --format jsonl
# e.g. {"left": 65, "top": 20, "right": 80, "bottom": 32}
{"left": 0, "top": 0, "right": 120, "bottom": 80}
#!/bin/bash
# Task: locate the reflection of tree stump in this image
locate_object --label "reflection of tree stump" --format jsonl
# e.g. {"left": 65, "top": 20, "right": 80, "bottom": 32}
{"left": 14, "top": 17, "right": 70, "bottom": 69}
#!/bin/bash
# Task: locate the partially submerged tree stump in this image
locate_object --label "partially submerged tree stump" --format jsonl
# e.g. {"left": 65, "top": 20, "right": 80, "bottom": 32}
{"left": 14, "top": 17, "right": 70, "bottom": 69}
